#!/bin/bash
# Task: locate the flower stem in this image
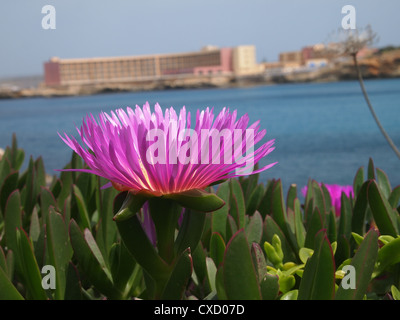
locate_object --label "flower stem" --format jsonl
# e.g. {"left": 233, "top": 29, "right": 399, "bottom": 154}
{"left": 148, "top": 197, "right": 182, "bottom": 264}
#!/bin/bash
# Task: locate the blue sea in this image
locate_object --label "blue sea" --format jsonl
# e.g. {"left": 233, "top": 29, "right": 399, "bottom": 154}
{"left": 1, "top": 78, "right": 400, "bottom": 192}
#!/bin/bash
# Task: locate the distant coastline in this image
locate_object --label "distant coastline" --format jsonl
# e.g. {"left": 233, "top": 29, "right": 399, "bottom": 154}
{"left": 1, "top": 49, "right": 400, "bottom": 100}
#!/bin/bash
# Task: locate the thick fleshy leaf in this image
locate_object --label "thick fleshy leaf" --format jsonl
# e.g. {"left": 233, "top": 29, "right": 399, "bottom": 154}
{"left": 367, "top": 158, "right": 375, "bottom": 180}
{"left": 335, "top": 229, "right": 378, "bottom": 300}
{"left": 112, "top": 191, "right": 149, "bottom": 222}
{"left": 270, "top": 180, "right": 298, "bottom": 255}
{"left": 294, "top": 198, "right": 305, "bottom": 248}
{"left": 262, "top": 215, "right": 296, "bottom": 263}
{"left": 351, "top": 180, "right": 370, "bottom": 235}
{"left": 388, "top": 185, "right": 400, "bottom": 209}
{"left": 191, "top": 242, "right": 211, "bottom": 295}
{"left": 0, "top": 156, "right": 12, "bottom": 191}
{"left": 165, "top": 188, "right": 225, "bottom": 213}
{"left": 320, "top": 183, "right": 333, "bottom": 215}
{"left": 69, "top": 220, "right": 120, "bottom": 299}
{"left": 226, "top": 214, "right": 238, "bottom": 242}
{"left": 229, "top": 179, "right": 246, "bottom": 229}
{"left": 109, "top": 242, "right": 137, "bottom": 296}
{"left": 270, "top": 180, "right": 288, "bottom": 233}
{"left": 34, "top": 157, "right": 46, "bottom": 189}
{"left": 0, "top": 171, "right": 18, "bottom": 215}
{"left": 16, "top": 229, "right": 48, "bottom": 300}
{"left": 29, "top": 208, "right": 41, "bottom": 244}
{"left": 40, "top": 186, "right": 57, "bottom": 224}
{"left": 245, "top": 210, "right": 263, "bottom": 246}
{"left": 336, "top": 193, "right": 352, "bottom": 264}
{"left": 46, "top": 208, "right": 73, "bottom": 300}
{"left": 206, "top": 257, "right": 217, "bottom": 294}
{"left": 56, "top": 170, "right": 73, "bottom": 210}
{"left": 148, "top": 197, "right": 182, "bottom": 264}
{"left": 116, "top": 214, "right": 170, "bottom": 283}
{"left": 210, "top": 232, "right": 226, "bottom": 268}
{"left": 304, "top": 207, "right": 324, "bottom": 250}
{"left": 64, "top": 262, "right": 83, "bottom": 300}
{"left": 367, "top": 180, "right": 398, "bottom": 237}
{"left": 22, "top": 156, "right": 40, "bottom": 216}
{"left": 161, "top": 248, "right": 193, "bottom": 300}
{"left": 257, "top": 179, "right": 274, "bottom": 219}
{"left": 211, "top": 180, "right": 230, "bottom": 241}
{"left": 95, "top": 185, "right": 118, "bottom": 262}
{"left": 7, "top": 133, "right": 25, "bottom": 171}
{"left": 246, "top": 183, "right": 265, "bottom": 216}
{"left": 250, "top": 242, "right": 267, "bottom": 282}
{"left": 353, "top": 166, "right": 364, "bottom": 197}
{"left": 0, "top": 265, "right": 24, "bottom": 300}
{"left": 174, "top": 209, "right": 206, "bottom": 257}
{"left": 4, "top": 190, "right": 22, "bottom": 255}
{"left": 71, "top": 185, "right": 91, "bottom": 230}
{"left": 215, "top": 265, "right": 227, "bottom": 300}
{"left": 391, "top": 285, "right": 400, "bottom": 300}
{"left": 376, "top": 168, "right": 391, "bottom": 199}
{"left": 298, "top": 230, "right": 335, "bottom": 300}
{"left": 374, "top": 236, "right": 400, "bottom": 276}
{"left": 260, "top": 273, "right": 279, "bottom": 300}
{"left": 286, "top": 184, "right": 298, "bottom": 212}
{"left": 0, "top": 247, "right": 6, "bottom": 274}
{"left": 223, "top": 229, "right": 261, "bottom": 300}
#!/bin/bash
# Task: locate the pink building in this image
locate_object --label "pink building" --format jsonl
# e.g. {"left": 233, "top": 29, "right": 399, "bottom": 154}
{"left": 44, "top": 47, "right": 233, "bottom": 87}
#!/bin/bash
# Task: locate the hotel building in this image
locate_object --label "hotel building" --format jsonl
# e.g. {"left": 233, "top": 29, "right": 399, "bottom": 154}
{"left": 44, "top": 45, "right": 261, "bottom": 87}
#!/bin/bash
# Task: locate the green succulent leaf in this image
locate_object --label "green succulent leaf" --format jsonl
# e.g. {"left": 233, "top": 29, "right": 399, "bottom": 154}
{"left": 0, "top": 171, "right": 19, "bottom": 215}
{"left": 280, "top": 289, "right": 298, "bottom": 300}
{"left": 260, "top": 273, "right": 279, "bottom": 300}
{"left": 245, "top": 210, "right": 263, "bottom": 246}
{"left": 69, "top": 220, "right": 120, "bottom": 299}
{"left": 351, "top": 180, "right": 370, "bottom": 235}
{"left": 374, "top": 236, "right": 400, "bottom": 276}
{"left": 209, "top": 232, "right": 226, "bottom": 268}
{"left": 46, "top": 207, "right": 73, "bottom": 300}
{"left": 161, "top": 248, "right": 193, "bottom": 300}
{"left": 335, "top": 229, "right": 379, "bottom": 300}
{"left": 165, "top": 188, "right": 225, "bottom": 213}
{"left": 391, "top": 285, "right": 400, "bottom": 300}
{"left": 175, "top": 209, "right": 206, "bottom": 257}
{"left": 229, "top": 179, "right": 246, "bottom": 229}
{"left": 367, "top": 180, "right": 399, "bottom": 237}
{"left": 298, "top": 230, "right": 335, "bottom": 300}
{"left": 211, "top": 180, "right": 230, "bottom": 241}
{"left": 353, "top": 166, "right": 364, "bottom": 198}
{"left": 4, "top": 190, "right": 23, "bottom": 256}
{"left": 112, "top": 191, "right": 149, "bottom": 222}
{"left": 223, "top": 229, "right": 261, "bottom": 300}
{"left": 115, "top": 214, "right": 170, "bottom": 283}
{"left": 16, "top": 229, "right": 48, "bottom": 300}
{"left": 0, "top": 265, "right": 24, "bottom": 300}
{"left": 246, "top": 183, "right": 265, "bottom": 216}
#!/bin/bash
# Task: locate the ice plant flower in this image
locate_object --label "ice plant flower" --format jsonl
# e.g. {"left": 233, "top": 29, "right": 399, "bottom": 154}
{"left": 58, "top": 102, "right": 276, "bottom": 210}
{"left": 59, "top": 102, "right": 276, "bottom": 296}
{"left": 302, "top": 183, "right": 354, "bottom": 216}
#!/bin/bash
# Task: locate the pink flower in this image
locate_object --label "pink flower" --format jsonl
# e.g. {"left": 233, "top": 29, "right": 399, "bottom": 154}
{"left": 58, "top": 102, "right": 276, "bottom": 196}
{"left": 302, "top": 183, "right": 354, "bottom": 216}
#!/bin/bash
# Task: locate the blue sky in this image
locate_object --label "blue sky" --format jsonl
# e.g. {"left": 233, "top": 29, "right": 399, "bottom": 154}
{"left": 1, "top": 0, "right": 399, "bottom": 78}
